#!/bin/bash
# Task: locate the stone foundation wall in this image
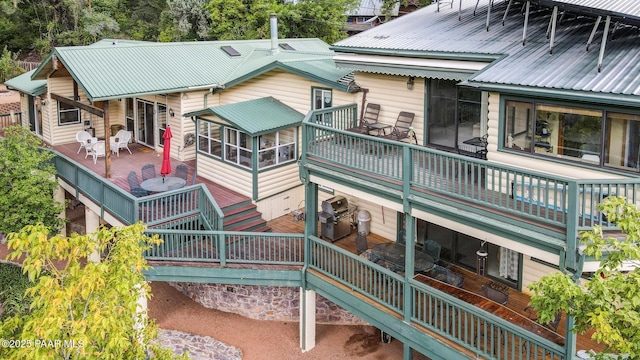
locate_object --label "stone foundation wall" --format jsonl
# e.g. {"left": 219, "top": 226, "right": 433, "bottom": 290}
{"left": 170, "top": 282, "right": 369, "bottom": 325}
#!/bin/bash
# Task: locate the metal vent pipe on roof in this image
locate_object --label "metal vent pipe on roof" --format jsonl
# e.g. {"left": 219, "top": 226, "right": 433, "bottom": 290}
{"left": 270, "top": 13, "right": 279, "bottom": 55}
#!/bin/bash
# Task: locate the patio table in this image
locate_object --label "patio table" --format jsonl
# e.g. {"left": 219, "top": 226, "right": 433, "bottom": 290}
{"left": 140, "top": 176, "right": 186, "bottom": 192}
{"left": 369, "top": 242, "right": 435, "bottom": 273}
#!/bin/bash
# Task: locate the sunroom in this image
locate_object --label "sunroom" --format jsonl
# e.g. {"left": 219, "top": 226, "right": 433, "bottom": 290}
{"left": 185, "top": 97, "right": 305, "bottom": 216}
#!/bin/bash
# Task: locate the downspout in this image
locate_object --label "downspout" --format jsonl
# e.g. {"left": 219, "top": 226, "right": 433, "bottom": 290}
{"left": 202, "top": 86, "right": 224, "bottom": 108}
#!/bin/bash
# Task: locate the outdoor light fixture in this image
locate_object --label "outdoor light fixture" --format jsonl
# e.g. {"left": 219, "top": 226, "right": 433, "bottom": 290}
{"left": 40, "top": 99, "right": 48, "bottom": 106}
{"left": 407, "top": 76, "right": 415, "bottom": 90}
{"left": 169, "top": 109, "right": 175, "bottom": 117}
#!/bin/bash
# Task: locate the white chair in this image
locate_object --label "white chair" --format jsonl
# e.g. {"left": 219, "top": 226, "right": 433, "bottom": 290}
{"left": 109, "top": 130, "right": 132, "bottom": 157}
{"left": 92, "top": 141, "right": 106, "bottom": 164}
{"left": 83, "top": 137, "right": 98, "bottom": 159}
{"left": 76, "top": 131, "right": 93, "bottom": 155}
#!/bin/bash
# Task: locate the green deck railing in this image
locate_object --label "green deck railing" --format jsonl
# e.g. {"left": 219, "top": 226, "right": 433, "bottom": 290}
{"left": 302, "top": 104, "right": 640, "bottom": 245}
{"left": 145, "top": 229, "right": 304, "bottom": 265}
{"left": 411, "top": 280, "right": 565, "bottom": 360}
{"left": 309, "top": 236, "right": 405, "bottom": 314}
{"left": 52, "top": 150, "right": 224, "bottom": 229}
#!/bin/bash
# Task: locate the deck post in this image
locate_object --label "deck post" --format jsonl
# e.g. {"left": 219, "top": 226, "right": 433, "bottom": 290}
{"left": 403, "top": 213, "right": 415, "bottom": 323}
{"left": 85, "top": 207, "right": 101, "bottom": 262}
{"left": 299, "top": 288, "right": 316, "bottom": 352}
{"left": 55, "top": 183, "right": 66, "bottom": 237}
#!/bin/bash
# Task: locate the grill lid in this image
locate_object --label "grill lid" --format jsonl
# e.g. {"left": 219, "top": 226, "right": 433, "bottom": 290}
{"left": 322, "top": 195, "right": 348, "bottom": 215}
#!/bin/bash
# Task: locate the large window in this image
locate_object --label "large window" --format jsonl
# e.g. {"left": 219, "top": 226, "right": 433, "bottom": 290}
{"left": 197, "top": 121, "right": 222, "bottom": 158}
{"left": 225, "top": 128, "right": 252, "bottom": 169}
{"left": 58, "top": 102, "right": 80, "bottom": 125}
{"left": 503, "top": 100, "right": 640, "bottom": 172}
{"left": 258, "top": 128, "right": 297, "bottom": 169}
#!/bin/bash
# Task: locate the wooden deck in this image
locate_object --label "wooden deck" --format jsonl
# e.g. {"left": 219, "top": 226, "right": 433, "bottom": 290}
{"left": 53, "top": 141, "right": 249, "bottom": 209}
{"left": 266, "top": 214, "right": 605, "bottom": 354}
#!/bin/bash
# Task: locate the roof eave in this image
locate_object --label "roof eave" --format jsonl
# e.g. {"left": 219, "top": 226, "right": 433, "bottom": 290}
{"left": 465, "top": 81, "right": 640, "bottom": 108}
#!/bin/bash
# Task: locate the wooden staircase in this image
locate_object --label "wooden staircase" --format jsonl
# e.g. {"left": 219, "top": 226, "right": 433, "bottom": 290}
{"left": 222, "top": 200, "right": 271, "bottom": 232}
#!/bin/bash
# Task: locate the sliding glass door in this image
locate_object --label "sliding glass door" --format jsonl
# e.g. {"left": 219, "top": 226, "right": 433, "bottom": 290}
{"left": 137, "top": 100, "right": 154, "bottom": 146}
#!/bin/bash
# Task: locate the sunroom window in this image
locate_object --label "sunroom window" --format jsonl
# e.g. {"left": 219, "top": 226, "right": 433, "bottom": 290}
{"left": 197, "top": 121, "right": 222, "bottom": 158}
{"left": 258, "top": 128, "right": 296, "bottom": 169}
{"left": 225, "top": 128, "right": 252, "bottom": 169}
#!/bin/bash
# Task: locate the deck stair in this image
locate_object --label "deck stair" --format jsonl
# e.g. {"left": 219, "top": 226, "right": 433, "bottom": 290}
{"left": 222, "top": 200, "right": 271, "bottom": 232}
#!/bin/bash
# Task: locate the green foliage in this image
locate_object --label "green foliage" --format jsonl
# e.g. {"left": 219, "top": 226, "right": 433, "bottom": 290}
{"left": 0, "top": 46, "right": 24, "bottom": 82}
{"left": 206, "top": 0, "right": 359, "bottom": 43}
{"left": 0, "top": 126, "right": 65, "bottom": 236}
{"left": 529, "top": 196, "right": 640, "bottom": 359}
{"left": 0, "top": 263, "right": 34, "bottom": 322}
{"left": 0, "top": 223, "right": 186, "bottom": 360}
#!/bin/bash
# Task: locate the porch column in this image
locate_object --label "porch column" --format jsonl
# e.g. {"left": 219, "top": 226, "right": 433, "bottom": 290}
{"left": 403, "top": 213, "right": 415, "bottom": 323}
{"left": 84, "top": 207, "right": 101, "bottom": 263}
{"left": 134, "top": 282, "right": 148, "bottom": 344}
{"left": 55, "top": 184, "right": 66, "bottom": 237}
{"left": 299, "top": 288, "right": 316, "bottom": 352}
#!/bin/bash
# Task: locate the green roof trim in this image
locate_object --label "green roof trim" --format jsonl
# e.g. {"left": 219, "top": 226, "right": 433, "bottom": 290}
{"left": 5, "top": 69, "right": 47, "bottom": 96}
{"left": 184, "top": 97, "right": 304, "bottom": 136}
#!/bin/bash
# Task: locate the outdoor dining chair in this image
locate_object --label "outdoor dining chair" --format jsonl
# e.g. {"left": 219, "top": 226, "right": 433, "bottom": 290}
{"left": 175, "top": 164, "right": 189, "bottom": 182}
{"left": 141, "top": 163, "right": 156, "bottom": 181}
{"left": 127, "top": 171, "right": 148, "bottom": 197}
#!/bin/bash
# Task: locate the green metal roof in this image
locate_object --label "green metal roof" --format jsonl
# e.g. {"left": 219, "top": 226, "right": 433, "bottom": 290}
{"left": 31, "top": 38, "right": 355, "bottom": 101}
{"left": 184, "top": 96, "right": 304, "bottom": 136}
{"left": 4, "top": 69, "right": 47, "bottom": 96}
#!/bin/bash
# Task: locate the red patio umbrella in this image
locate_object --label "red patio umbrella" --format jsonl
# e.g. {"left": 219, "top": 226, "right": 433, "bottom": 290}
{"left": 160, "top": 125, "right": 172, "bottom": 181}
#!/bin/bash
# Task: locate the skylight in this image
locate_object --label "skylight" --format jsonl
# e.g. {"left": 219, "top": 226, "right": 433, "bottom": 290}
{"left": 221, "top": 46, "right": 241, "bottom": 57}
{"left": 279, "top": 43, "right": 295, "bottom": 51}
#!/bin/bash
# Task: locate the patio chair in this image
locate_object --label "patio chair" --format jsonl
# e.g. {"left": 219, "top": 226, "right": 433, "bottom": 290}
{"left": 92, "top": 141, "right": 106, "bottom": 164}
{"left": 175, "top": 164, "right": 189, "bottom": 182}
{"left": 381, "top": 111, "right": 415, "bottom": 141}
{"left": 76, "top": 130, "right": 94, "bottom": 157}
{"left": 141, "top": 163, "right": 156, "bottom": 181}
{"left": 109, "top": 129, "right": 132, "bottom": 157}
{"left": 346, "top": 103, "right": 381, "bottom": 135}
{"left": 422, "top": 239, "right": 441, "bottom": 263}
{"left": 127, "top": 171, "right": 148, "bottom": 197}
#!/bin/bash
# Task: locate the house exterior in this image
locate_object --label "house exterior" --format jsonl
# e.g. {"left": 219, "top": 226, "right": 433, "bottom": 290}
{"left": 4, "top": 1, "right": 640, "bottom": 359}
{"left": 321, "top": 0, "right": 640, "bottom": 285}
{"left": 6, "top": 28, "right": 359, "bottom": 220}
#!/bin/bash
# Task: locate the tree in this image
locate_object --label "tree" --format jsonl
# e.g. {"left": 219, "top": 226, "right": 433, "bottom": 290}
{"left": 0, "top": 223, "right": 185, "bottom": 360}
{"left": 0, "top": 126, "right": 65, "bottom": 236}
{"left": 529, "top": 196, "right": 640, "bottom": 359}
{"left": 0, "top": 46, "right": 24, "bottom": 82}
{"left": 206, "top": 0, "right": 360, "bottom": 44}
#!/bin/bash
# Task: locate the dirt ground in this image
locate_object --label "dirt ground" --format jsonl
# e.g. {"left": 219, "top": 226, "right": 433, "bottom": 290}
{"left": 149, "top": 281, "right": 428, "bottom": 360}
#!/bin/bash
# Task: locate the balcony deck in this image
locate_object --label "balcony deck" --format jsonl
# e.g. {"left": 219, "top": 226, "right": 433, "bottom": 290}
{"left": 266, "top": 214, "right": 605, "bottom": 355}
{"left": 52, "top": 142, "right": 249, "bottom": 209}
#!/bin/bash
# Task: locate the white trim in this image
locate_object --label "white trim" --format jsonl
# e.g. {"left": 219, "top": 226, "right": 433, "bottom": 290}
{"left": 333, "top": 53, "right": 489, "bottom": 72}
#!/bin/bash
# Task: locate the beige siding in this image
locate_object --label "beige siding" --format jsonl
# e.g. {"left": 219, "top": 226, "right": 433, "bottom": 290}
{"left": 220, "top": 70, "right": 358, "bottom": 114}
{"left": 257, "top": 162, "right": 301, "bottom": 200}
{"left": 47, "top": 78, "right": 83, "bottom": 145}
{"left": 521, "top": 256, "right": 563, "bottom": 295}
{"left": 315, "top": 187, "right": 400, "bottom": 242}
{"left": 197, "top": 155, "right": 252, "bottom": 197}
{"left": 179, "top": 91, "right": 220, "bottom": 162}
{"left": 350, "top": 73, "right": 425, "bottom": 144}
{"left": 256, "top": 186, "right": 304, "bottom": 221}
